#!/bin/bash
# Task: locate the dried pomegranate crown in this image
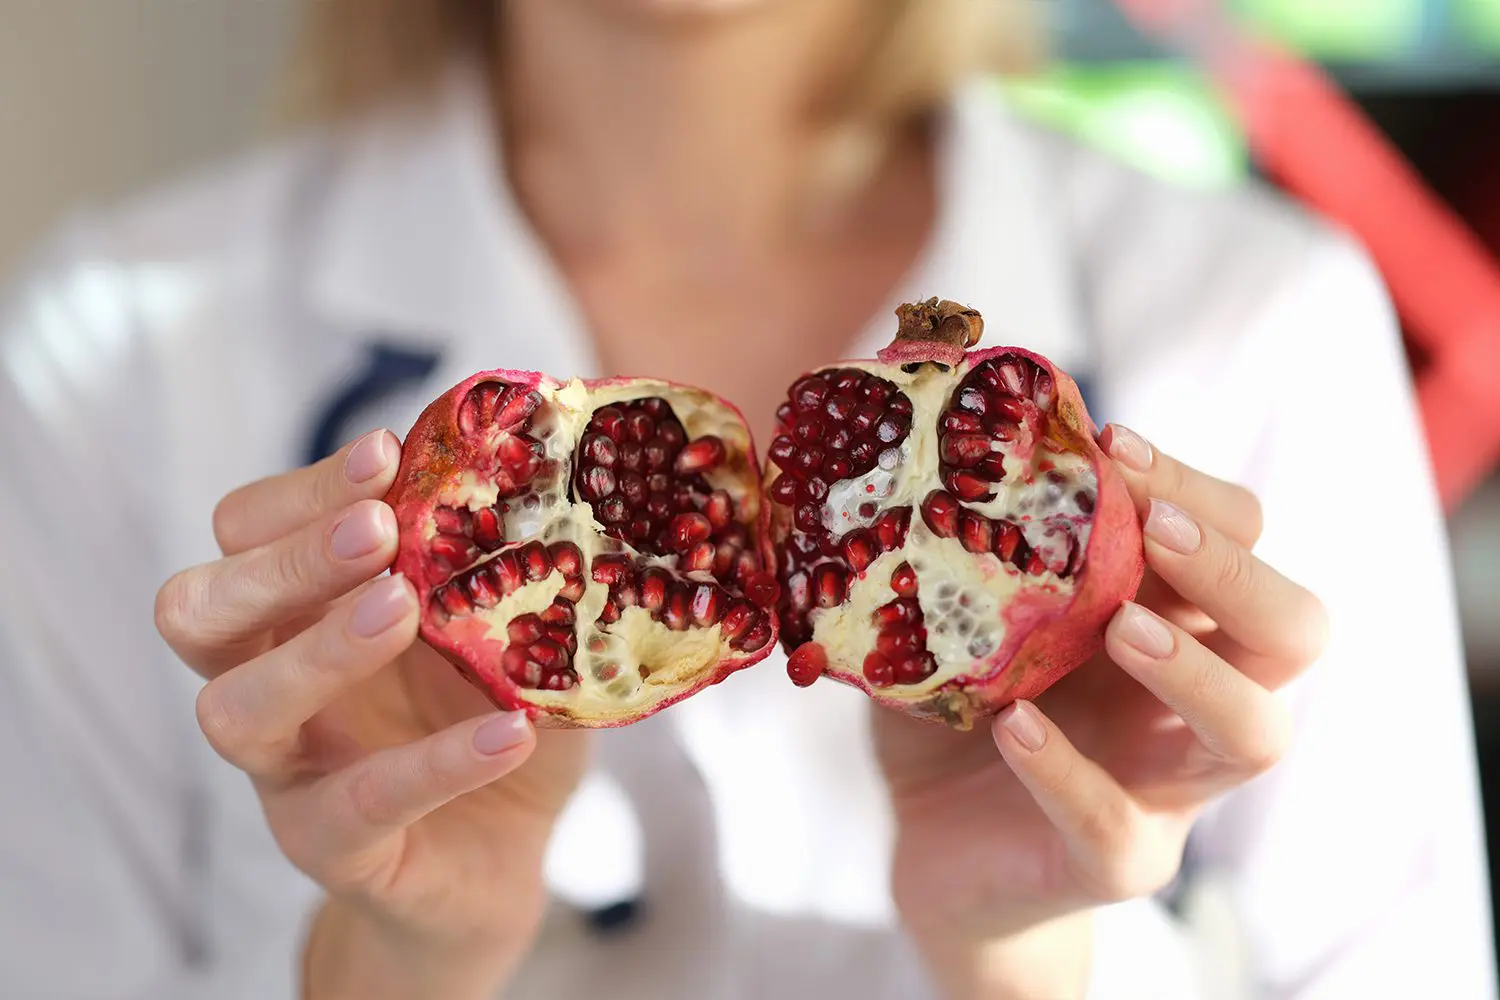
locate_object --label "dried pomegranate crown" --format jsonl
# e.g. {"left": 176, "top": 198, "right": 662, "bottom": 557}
{"left": 386, "top": 370, "right": 779, "bottom": 728}
{"left": 768, "top": 298, "right": 1144, "bottom": 729}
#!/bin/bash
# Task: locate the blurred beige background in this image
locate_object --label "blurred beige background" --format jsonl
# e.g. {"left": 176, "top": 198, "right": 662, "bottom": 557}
{"left": 0, "top": 0, "right": 294, "bottom": 273}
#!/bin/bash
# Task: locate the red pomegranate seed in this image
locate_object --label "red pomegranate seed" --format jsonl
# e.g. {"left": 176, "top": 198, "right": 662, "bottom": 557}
{"left": 663, "top": 586, "right": 692, "bottom": 630}
{"left": 992, "top": 521, "right": 1021, "bottom": 562}
{"left": 581, "top": 433, "right": 617, "bottom": 467}
{"left": 876, "top": 626, "right": 922, "bottom": 658}
{"left": 526, "top": 640, "right": 564, "bottom": 671}
{"left": 542, "top": 670, "right": 577, "bottom": 691}
{"left": 466, "top": 571, "right": 500, "bottom": 609}
{"left": 497, "top": 435, "right": 543, "bottom": 483}
{"left": 494, "top": 389, "right": 543, "bottom": 430}
{"left": 785, "top": 571, "right": 811, "bottom": 611}
{"left": 430, "top": 533, "right": 475, "bottom": 569}
{"left": 769, "top": 436, "right": 797, "bottom": 469}
{"left": 786, "top": 643, "right": 827, "bottom": 688}
{"left": 432, "top": 505, "right": 470, "bottom": 536}
{"left": 520, "top": 542, "right": 552, "bottom": 580}
{"left": 875, "top": 598, "right": 920, "bottom": 627}
{"left": 676, "top": 437, "right": 726, "bottom": 474}
{"left": 704, "top": 491, "right": 734, "bottom": 528}
{"left": 959, "top": 513, "right": 993, "bottom": 554}
{"left": 579, "top": 465, "right": 616, "bottom": 501}
{"left": 1032, "top": 369, "right": 1054, "bottom": 406}
{"left": 598, "top": 496, "right": 628, "bottom": 524}
{"left": 503, "top": 646, "right": 537, "bottom": 684}
{"left": 494, "top": 550, "right": 527, "bottom": 593}
{"left": 791, "top": 376, "right": 829, "bottom": 413}
{"left": 591, "top": 554, "right": 632, "bottom": 585}
{"left": 640, "top": 568, "right": 669, "bottom": 613}
{"left": 940, "top": 433, "right": 991, "bottom": 468}
{"left": 848, "top": 438, "right": 878, "bottom": 469}
{"left": 734, "top": 572, "right": 773, "bottom": 609}
{"left": 619, "top": 473, "right": 647, "bottom": 507}
{"left": 471, "top": 508, "right": 504, "bottom": 551}
{"left": 690, "top": 584, "right": 726, "bottom": 625}
{"left": 863, "top": 651, "right": 895, "bottom": 687}
{"left": 944, "top": 470, "right": 993, "bottom": 503}
{"left": 548, "top": 542, "right": 582, "bottom": 578}
{"left": 920, "top": 491, "right": 959, "bottom": 537}
{"left": 720, "top": 601, "right": 757, "bottom": 639}
{"left": 685, "top": 542, "right": 716, "bottom": 573}
{"left": 436, "top": 585, "right": 471, "bottom": 617}
{"left": 890, "top": 562, "right": 917, "bottom": 597}
{"left": 623, "top": 412, "right": 652, "bottom": 444}
{"left": 843, "top": 530, "right": 878, "bottom": 572}
{"left": 893, "top": 653, "right": 937, "bottom": 685}
{"left": 940, "top": 411, "right": 984, "bottom": 434}
{"left": 540, "top": 600, "right": 575, "bottom": 626}
{"left": 612, "top": 580, "right": 640, "bottom": 608}
{"left": 598, "top": 602, "right": 621, "bottom": 624}
{"left": 508, "top": 614, "right": 544, "bottom": 644}
{"left": 458, "top": 382, "right": 503, "bottom": 436}
{"left": 823, "top": 456, "right": 852, "bottom": 479}
{"left": 872, "top": 508, "right": 911, "bottom": 550}
{"left": 559, "top": 576, "right": 587, "bottom": 601}
{"left": 733, "top": 550, "right": 759, "bottom": 584}
{"left": 814, "top": 565, "right": 847, "bottom": 608}
{"left": 1025, "top": 551, "right": 1047, "bottom": 575}
{"left": 668, "top": 513, "right": 713, "bottom": 552}
{"left": 618, "top": 442, "right": 645, "bottom": 472}
{"left": 733, "top": 619, "right": 772, "bottom": 652}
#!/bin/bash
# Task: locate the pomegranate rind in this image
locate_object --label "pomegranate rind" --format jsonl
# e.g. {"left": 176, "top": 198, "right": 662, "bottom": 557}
{"left": 387, "top": 368, "right": 778, "bottom": 729}
{"left": 771, "top": 346, "right": 1144, "bottom": 730}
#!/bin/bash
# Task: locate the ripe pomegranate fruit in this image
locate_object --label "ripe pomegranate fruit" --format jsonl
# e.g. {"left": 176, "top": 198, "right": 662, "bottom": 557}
{"left": 386, "top": 369, "right": 778, "bottom": 728}
{"left": 766, "top": 298, "right": 1144, "bottom": 729}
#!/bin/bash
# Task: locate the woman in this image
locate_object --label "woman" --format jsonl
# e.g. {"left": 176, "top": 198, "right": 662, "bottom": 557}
{"left": 0, "top": 0, "right": 1492, "bottom": 997}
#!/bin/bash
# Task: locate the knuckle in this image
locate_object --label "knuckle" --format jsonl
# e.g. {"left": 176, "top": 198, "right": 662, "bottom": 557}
{"left": 341, "top": 762, "right": 399, "bottom": 831}
{"left": 155, "top": 570, "right": 206, "bottom": 647}
{"left": 1229, "top": 704, "right": 1293, "bottom": 777}
{"left": 1235, "top": 486, "right": 1265, "bottom": 544}
{"left": 194, "top": 683, "right": 245, "bottom": 761}
{"left": 1085, "top": 827, "right": 1182, "bottom": 903}
{"left": 1211, "top": 539, "right": 1258, "bottom": 598}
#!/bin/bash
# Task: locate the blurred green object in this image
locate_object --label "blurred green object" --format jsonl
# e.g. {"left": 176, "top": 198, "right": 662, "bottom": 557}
{"left": 998, "top": 63, "right": 1248, "bottom": 190}
{"left": 1456, "top": 0, "right": 1500, "bottom": 53}
{"left": 1230, "top": 0, "right": 1422, "bottom": 59}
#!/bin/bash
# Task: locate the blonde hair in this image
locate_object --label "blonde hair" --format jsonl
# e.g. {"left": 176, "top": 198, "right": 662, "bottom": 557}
{"left": 284, "top": 0, "right": 1040, "bottom": 125}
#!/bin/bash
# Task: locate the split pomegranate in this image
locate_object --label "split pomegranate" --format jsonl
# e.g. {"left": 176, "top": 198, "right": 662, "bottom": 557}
{"left": 386, "top": 369, "right": 778, "bottom": 728}
{"left": 765, "top": 298, "right": 1144, "bottom": 729}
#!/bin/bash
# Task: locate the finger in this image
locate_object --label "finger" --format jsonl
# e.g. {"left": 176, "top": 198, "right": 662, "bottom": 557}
{"left": 992, "top": 701, "right": 1181, "bottom": 902}
{"left": 214, "top": 429, "right": 400, "bottom": 556}
{"left": 1141, "top": 498, "right": 1330, "bottom": 679}
{"left": 1106, "top": 602, "right": 1292, "bottom": 781}
{"left": 156, "top": 499, "right": 399, "bottom": 675}
{"left": 1097, "top": 424, "right": 1262, "bottom": 549}
{"left": 309, "top": 712, "right": 536, "bottom": 865}
{"left": 194, "top": 575, "right": 419, "bottom": 779}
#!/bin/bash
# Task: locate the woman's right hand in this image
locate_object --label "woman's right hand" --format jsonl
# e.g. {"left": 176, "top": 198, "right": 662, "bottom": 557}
{"left": 154, "top": 429, "right": 589, "bottom": 1000}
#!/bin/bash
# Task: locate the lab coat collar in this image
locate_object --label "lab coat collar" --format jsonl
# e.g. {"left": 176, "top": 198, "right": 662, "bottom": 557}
{"left": 306, "top": 63, "right": 1087, "bottom": 377}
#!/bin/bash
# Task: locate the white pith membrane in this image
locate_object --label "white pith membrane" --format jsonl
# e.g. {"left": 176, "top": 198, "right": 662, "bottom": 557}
{"left": 770, "top": 355, "right": 1098, "bottom": 703}
{"left": 422, "top": 377, "right": 767, "bottom": 724}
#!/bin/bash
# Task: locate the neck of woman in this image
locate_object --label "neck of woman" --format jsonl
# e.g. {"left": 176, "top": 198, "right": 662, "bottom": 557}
{"left": 495, "top": 0, "right": 920, "bottom": 266}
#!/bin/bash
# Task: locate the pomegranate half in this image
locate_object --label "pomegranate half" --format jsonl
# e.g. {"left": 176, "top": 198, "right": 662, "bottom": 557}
{"left": 768, "top": 299, "right": 1144, "bottom": 729}
{"left": 386, "top": 370, "right": 778, "bottom": 728}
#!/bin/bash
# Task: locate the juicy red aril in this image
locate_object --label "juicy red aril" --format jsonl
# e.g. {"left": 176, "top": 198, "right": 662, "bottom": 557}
{"left": 890, "top": 562, "right": 917, "bottom": 597}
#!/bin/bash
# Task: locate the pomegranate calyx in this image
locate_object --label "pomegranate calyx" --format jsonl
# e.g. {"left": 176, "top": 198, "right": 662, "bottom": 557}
{"left": 876, "top": 297, "right": 984, "bottom": 370}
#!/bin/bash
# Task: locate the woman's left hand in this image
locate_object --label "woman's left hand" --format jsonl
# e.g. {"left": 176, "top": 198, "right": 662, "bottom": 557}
{"left": 874, "top": 425, "right": 1330, "bottom": 999}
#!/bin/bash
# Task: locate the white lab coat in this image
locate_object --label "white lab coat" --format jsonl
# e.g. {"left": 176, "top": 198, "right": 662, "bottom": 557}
{"left": 0, "top": 64, "right": 1493, "bottom": 1000}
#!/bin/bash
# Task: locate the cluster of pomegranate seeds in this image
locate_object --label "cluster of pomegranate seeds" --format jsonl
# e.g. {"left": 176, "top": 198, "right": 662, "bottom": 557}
{"left": 922, "top": 354, "right": 1087, "bottom": 579}
{"left": 863, "top": 561, "right": 937, "bottom": 687}
{"left": 432, "top": 540, "right": 587, "bottom": 689}
{"left": 766, "top": 367, "right": 918, "bottom": 646}
{"left": 427, "top": 381, "right": 550, "bottom": 573}
{"left": 589, "top": 554, "right": 774, "bottom": 653}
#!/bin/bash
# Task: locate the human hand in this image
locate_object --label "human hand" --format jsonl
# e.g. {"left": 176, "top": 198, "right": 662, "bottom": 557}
{"left": 154, "top": 430, "right": 589, "bottom": 999}
{"left": 876, "top": 424, "right": 1328, "bottom": 999}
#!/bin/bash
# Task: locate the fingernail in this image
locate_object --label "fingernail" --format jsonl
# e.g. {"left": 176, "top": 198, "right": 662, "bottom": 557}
{"left": 351, "top": 575, "right": 414, "bottom": 637}
{"left": 345, "top": 430, "right": 396, "bottom": 484}
{"left": 331, "top": 502, "right": 395, "bottom": 560}
{"left": 999, "top": 701, "right": 1046, "bottom": 753}
{"left": 1145, "top": 499, "right": 1201, "bottom": 554}
{"left": 473, "top": 712, "right": 530, "bottom": 756}
{"left": 1100, "top": 424, "right": 1153, "bottom": 473}
{"left": 1116, "top": 602, "right": 1175, "bottom": 659}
